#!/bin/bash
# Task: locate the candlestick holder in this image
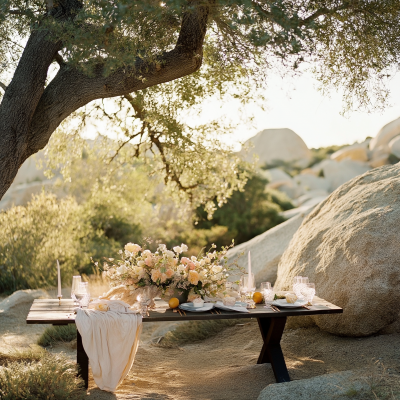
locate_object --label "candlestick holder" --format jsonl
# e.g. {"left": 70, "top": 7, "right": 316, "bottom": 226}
{"left": 57, "top": 295, "right": 62, "bottom": 306}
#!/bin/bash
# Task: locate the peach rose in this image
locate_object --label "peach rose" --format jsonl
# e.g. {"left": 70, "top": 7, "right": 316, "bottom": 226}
{"left": 145, "top": 257, "right": 153, "bottom": 267}
{"left": 166, "top": 269, "right": 174, "bottom": 278}
{"left": 126, "top": 278, "right": 134, "bottom": 285}
{"left": 181, "top": 257, "right": 190, "bottom": 265}
{"left": 160, "top": 273, "right": 167, "bottom": 283}
{"left": 188, "top": 270, "right": 199, "bottom": 285}
{"left": 151, "top": 269, "right": 161, "bottom": 282}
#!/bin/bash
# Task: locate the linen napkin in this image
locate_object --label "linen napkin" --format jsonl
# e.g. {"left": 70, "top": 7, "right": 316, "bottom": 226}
{"left": 75, "top": 308, "right": 142, "bottom": 392}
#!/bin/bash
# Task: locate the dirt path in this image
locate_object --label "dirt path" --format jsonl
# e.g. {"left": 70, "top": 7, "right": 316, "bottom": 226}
{"left": 1, "top": 301, "right": 400, "bottom": 400}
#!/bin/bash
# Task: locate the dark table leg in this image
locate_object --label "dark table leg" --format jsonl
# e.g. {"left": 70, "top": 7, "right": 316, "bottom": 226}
{"left": 257, "top": 316, "right": 290, "bottom": 383}
{"left": 76, "top": 330, "right": 89, "bottom": 389}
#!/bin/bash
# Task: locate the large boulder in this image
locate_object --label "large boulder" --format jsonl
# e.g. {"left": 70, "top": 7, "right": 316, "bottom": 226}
{"left": 370, "top": 117, "right": 400, "bottom": 151}
{"left": 321, "top": 159, "right": 370, "bottom": 191}
{"left": 0, "top": 289, "right": 49, "bottom": 313}
{"left": 225, "top": 208, "right": 313, "bottom": 287}
{"left": 292, "top": 174, "right": 330, "bottom": 195}
{"left": 369, "top": 145, "right": 390, "bottom": 168}
{"left": 274, "top": 164, "right": 400, "bottom": 336}
{"left": 331, "top": 141, "right": 370, "bottom": 162}
{"left": 258, "top": 370, "right": 372, "bottom": 400}
{"left": 388, "top": 136, "right": 400, "bottom": 159}
{"left": 243, "top": 128, "right": 312, "bottom": 168}
{"left": 260, "top": 168, "right": 292, "bottom": 189}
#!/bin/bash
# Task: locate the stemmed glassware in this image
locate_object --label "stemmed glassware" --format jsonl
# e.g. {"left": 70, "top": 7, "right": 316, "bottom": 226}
{"left": 71, "top": 275, "right": 82, "bottom": 305}
{"left": 293, "top": 276, "right": 309, "bottom": 300}
{"left": 301, "top": 283, "right": 316, "bottom": 305}
{"left": 261, "top": 282, "right": 274, "bottom": 307}
{"left": 239, "top": 274, "right": 256, "bottom": 308}
{"left": 75, "top": 282, "right": 90, "bottom": 308}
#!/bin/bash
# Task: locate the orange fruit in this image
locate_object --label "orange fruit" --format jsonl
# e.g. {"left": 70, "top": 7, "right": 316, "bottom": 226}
{"left": 169, "top": 297, "right": 179, "bottom": 309}
{"left": 253, "top": 292, "right": 263, "bottom": 304}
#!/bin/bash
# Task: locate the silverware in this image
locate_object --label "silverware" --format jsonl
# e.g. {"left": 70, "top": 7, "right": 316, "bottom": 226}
{"left": 146, "top": 310, "right": 150, "bottom": 317}
{"left": 302, "top": 305, "right": 310, "bottom": 310}
{"left": 271, "top": 305, "right": 280, "bottom": 312}
{"left": 181, "top": 309, "right": 186, "bottom": 316}
{"left": 177, "top": 309, "right": 182, "bottom": 316}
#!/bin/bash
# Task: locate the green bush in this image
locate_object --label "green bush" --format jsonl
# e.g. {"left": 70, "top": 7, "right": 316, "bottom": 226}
{"left": 195, "top": 174, "right": 293, "bottom": 248}
{"left": 0, "top": 193, "right": 91, "bottom": 293}
{"left": 37, "top": 324, "right": 77, "bottom": 347}
{"left": 0, "top": 352, "right": 85, "bottom": 400}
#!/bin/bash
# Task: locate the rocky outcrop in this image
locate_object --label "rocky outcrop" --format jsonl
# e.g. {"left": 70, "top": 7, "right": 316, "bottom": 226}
{"left": 258, "top": 370, "right": 373, "bottom": 400}
{"left": 389, "top": 136, "right": 400, "bottom": 159}
{"left": 369, "top": 117, "right": 400, "bottom": 150}
{"left": 321, "top": 159, "right": 370, "bottom": 191}
{"left": 0, "top": 289, "right": 49, "bottom": 313}
{"left": 275, "top": 164, "right": 400, "bottom": 336}
{"left": 331, "top": 141, "right": 369, "bottom": 162}
{"left": 225, "top": 207, "right": 313, "bottom": 287}
{"left": 243, "top": 128, "right": 312, "bottom": 168}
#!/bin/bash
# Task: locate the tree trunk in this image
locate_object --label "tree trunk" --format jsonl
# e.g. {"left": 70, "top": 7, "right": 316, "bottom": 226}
{"left": 0, "top": 0, "right": 209, "bottom": 200}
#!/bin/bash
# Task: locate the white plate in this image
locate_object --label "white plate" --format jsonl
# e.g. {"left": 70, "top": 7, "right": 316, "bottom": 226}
{"left": 179, "top": 302, "right": 214, "bottom": 312}
{"left": 214, "top": 301, "right": 249, "bottom": 313}
{"left": 271, "top": 299, "right": 307, "bottom": 308}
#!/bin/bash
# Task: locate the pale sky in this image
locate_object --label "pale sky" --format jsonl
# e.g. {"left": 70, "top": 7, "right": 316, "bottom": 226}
{"left": 84, "top": 69, "right": 400, "bottom": 152}
{"left": 195, "top": 70, "right": 400, "bottom": 151}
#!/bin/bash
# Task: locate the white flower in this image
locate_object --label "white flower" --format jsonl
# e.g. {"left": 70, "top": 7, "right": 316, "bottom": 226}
{"left": 143, "top": 250, "right": 151, "bottom": 255}
{"left": 204, "top": 257, "right": 211, "bottom": 264}
{"left": 191, "top": 256, "right": 197, "bottom": 261}
{"left": 180, "top": 244, "right": 188, "bottom": 252}
{"left": 158, "top": 244, "right": 167, "bottom": 251}
{"left": 200, "top": 259, "right": 205, "bottom": 266}
{"left": 165, "top": 250, "right": 174, "bottom": 258}
{"left": 117, "top": 265, "right": 127, "bottom": 274}
{"left": 212, "top": 265, "right": 222, "bottom": 274}
{"left": 173, "top": 246, "right": 182, "bottom": 254}
{"left": 137, "top": 260, "right": 145, "bottom": 267}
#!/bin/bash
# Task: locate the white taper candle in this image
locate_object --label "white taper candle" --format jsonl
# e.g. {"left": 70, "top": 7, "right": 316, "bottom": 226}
{"left": 57, "top": 260, "right": 62, "bottom": 298}
{"left": 248, "top": 251, "right": 252, "bottom": 290}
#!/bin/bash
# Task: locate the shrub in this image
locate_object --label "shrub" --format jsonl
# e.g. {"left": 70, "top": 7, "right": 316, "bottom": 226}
{"left": 0, "top": 352, "right": 85, "bottom": 400}
{"left": 195, "top": 174, "right": 293, "bottom": 247}
{"left": 37, "top": 324, "right": 77, "bottom": 347}
{"left": 0, "top": 193, "right": 91, "bottom": 293}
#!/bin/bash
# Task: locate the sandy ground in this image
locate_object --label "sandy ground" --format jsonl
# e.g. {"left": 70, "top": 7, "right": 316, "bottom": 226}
{"left": 1, "top": 300, "right": 400, "bottom": 400}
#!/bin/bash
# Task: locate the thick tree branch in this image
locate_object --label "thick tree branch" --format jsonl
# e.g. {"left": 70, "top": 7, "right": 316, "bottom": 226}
{"left": 27, "top": 0, "right": 210, "bottom": 156}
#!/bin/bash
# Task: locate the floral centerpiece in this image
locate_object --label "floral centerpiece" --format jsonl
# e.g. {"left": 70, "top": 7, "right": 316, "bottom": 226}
{"left": 98, "top": 241, "right": 242, "bottom": 306}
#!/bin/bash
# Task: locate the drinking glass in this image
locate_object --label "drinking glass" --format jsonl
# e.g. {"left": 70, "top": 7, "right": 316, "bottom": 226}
{"left": 301, "top": 283, "right": 316, "bottom": 305}
{"left": 75, "top": 282, "right": 90, "bottom": 308}
{"left": 260, "top": 282, "right": 274, "bottom": 305}
{"left": 71, "top": 276, "right": 82, "bottom": 304}
{"left": 294, "top": 276, "right": 309, "bottom": 300}
{"left": 240, "top": 274, "right": 255, "bottom": 298}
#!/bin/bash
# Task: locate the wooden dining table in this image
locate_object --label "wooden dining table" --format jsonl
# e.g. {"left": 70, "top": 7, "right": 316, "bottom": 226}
{"left": 26, "top": 297, "right": 342, "bottom": 389}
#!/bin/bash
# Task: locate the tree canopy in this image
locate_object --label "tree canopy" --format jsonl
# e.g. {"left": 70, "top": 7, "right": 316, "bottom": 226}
{"left": 0, "top": 0, "right": 399, "bottom": 202}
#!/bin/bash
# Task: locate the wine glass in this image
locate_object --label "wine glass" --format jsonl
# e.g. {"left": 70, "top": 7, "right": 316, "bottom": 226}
{"left": 261, "top": 282, "right": 274, "bottom": 306}
{"left": 75, "top": 282, "right": 90, "bottom": 308}
{"left": 301, "top": 283, "right": 316, "bottom": 305}
{"left": 240, "top": 274, "right": 255, "bottom": 298}
{"left": 71, "top": 276, "right": 82, "bottom": 304}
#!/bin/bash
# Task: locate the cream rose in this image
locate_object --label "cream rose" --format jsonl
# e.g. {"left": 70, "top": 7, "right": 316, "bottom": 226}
{"left": 117, "top": 265, "right": 127, "bottom": 274}
{"left": 125, "top": 243, "right": 142, "bottom": 253}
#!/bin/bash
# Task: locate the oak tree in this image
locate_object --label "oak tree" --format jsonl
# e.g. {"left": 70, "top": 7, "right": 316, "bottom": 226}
{"left": 0, "top": 0, "right": 399, "bottom": 200}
